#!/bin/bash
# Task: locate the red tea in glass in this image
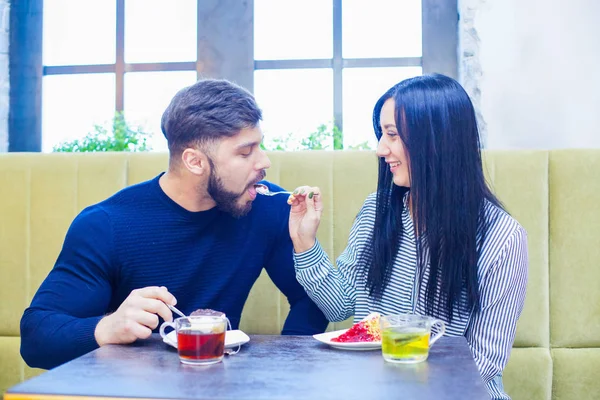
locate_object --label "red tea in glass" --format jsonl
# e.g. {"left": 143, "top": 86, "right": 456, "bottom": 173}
{"left": 177, "top": 330, "right": 225, "bottom": 362}
{"left": 160, "top": 315, "right": 228, "bottom": 365}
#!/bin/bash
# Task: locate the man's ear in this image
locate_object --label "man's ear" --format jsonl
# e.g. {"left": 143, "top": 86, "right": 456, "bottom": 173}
{"left": 181, "top": 148, "right": 211, "bottom": 176}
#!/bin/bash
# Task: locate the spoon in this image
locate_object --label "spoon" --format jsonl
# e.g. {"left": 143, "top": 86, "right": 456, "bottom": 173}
{"left": 254, "top": 183, "right": 292, "bottom": 196}
{"left": 167, "top": 304, "right": 186, "bottom": 318}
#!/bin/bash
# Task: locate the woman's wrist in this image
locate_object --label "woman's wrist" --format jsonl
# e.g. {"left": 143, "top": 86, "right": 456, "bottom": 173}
{"left": 293, "top": 238, "right": 316, "bottom": 254}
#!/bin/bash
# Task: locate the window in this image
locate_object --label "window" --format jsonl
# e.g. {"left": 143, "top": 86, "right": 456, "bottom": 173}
{"left": 43, "top": 0, "right": 116, "bottom": 66}
{"left": 124, "top": 0, "right": 196, "bottom": 63}
{"left": 253, "top": 0, "right": 423, "bottom": 150}
{"left": 343, "top": 67, "right": 422, "bottom": 149}
{"left": 42, "top": 74, "right": 116, "bottom": 150}
{"left": 39, "top": 0, "right": 455, "bottom": 152}
{"left": 42, "top": 0, "right": 198, "bottom": 152}
{"left": 255, "top": 69, "right": 334, "bottom": 150}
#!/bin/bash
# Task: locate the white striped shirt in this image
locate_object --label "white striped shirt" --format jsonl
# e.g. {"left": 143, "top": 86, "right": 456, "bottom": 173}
{"left": 294, "top": 193, "right": 528, "bottom": 399}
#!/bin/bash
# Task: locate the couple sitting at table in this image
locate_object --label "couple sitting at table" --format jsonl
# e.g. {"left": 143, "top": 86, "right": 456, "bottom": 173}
{"left": 20, "top": 75, "right": 527, "bottom": 400}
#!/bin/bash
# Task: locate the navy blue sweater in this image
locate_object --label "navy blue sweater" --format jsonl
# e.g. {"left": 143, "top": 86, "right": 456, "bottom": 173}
{"left": 20, "top": 175, "right": 327, "bottom": 369}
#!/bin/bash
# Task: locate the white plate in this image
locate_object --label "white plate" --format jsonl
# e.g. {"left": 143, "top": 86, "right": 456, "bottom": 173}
{"left": 313, "top": 329, "right": 381, "bottom": 351}
{"left": 163, "top": 329, "right": 250, "bottom": 349}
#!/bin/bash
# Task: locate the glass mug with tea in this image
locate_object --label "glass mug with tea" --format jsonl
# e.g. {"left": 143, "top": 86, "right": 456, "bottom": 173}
{"left": 160, "top": 315, "right": 230, "bottom": 365}
{"left": 379, "top": 314, "right": 446, "bottom": 364}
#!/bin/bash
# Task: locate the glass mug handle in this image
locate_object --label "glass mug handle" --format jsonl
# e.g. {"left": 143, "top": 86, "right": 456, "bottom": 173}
{"left": 159, "top": 321, "right": 176, "bottom": 340}
{"left": 224, "top": 317, "right": 241, "bottom": 356}
{"left": 429, "top": 319, "right": 446, "bottom": 347}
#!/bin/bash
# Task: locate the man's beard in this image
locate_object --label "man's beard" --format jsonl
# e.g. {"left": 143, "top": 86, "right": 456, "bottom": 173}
{"left": 207, "top": 161, "right": 266, "bottom": 218}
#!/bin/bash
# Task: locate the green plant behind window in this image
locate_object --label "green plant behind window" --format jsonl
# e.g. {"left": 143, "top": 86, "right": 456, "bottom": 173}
{"left": 300, "top": 123, "right": 344, "bottom": 150}
{"left": 261, "top": 123, "right": 371, "bottom": 151}
{"left": 53, "top": 112, "right": 152, "bottom": 152}
{"left": 347, "top": 141, "right": 372, "bottom": 150}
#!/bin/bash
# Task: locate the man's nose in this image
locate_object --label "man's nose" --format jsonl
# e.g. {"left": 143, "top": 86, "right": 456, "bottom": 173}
{"left": 256, "top": 149, "right": 271, "bottom": 170}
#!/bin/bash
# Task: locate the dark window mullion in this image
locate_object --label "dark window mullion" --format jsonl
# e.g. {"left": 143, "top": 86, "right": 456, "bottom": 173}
{"left": 9, "top": 0, "right": 43, "bottom": 152}
{"left": 332, "top": 0, "right": 343, "bottom": 148}
{"left": 44, "top": 65, "right": 117, "bottom": 75}
{"left": 342, "top": 57, "right": 422, "bottom": 68}
{"left": 421, "top": 0, "right": 458, "bottom": 79}
{"left": 115, "top": 0, "right": 125, "bottom": 112}
{"left": 125, "top": 62, "right": 196, "bottom": 73}
{"left": 253, "top": 58, "right": 420, "bottom": 71}
{"left": 254, "top": 59, "right": 333, "bottom": 70}
{"left": 42, "top": 59, "right": 421, "bottom": 76}
{"left": 196, "top": 0, "right": 202, "bottom": 80}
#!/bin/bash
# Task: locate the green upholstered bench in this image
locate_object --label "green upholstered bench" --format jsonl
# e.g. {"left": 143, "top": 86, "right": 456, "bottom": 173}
{"left": 1, "top": 150, "right": 599, "bottom": 399}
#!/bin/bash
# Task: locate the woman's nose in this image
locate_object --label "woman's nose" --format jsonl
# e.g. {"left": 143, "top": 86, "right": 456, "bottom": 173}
{"left": 376, "top": 140, "right": 390, "bottom": 157}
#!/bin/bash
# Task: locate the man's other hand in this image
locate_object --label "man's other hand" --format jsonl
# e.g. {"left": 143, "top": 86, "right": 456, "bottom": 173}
{"left": 94, "top": 286, "right": 177, "bottom": 346}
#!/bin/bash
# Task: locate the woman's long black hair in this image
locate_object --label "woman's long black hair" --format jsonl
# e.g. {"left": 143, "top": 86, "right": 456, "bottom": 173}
{"left": 365, "top": 74, "right": 502, "bottom": 323}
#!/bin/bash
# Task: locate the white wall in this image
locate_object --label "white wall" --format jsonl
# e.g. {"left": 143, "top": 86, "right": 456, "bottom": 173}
{"left": 460, "top": 0, "right": 600, "bottom": 149}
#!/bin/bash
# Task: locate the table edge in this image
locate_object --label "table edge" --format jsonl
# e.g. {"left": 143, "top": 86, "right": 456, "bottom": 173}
{"left": 4, "top": 394, "right": 172, "bottom": 400}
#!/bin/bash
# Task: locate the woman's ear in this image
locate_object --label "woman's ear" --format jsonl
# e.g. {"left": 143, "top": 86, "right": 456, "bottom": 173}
{"left": 181, "top": 148, "right": 210, "bottom": 176}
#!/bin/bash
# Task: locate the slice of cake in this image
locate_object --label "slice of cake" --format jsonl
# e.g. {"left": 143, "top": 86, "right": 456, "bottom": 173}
{"left": 331, "top": 312, "right": 381, "bottom": 343}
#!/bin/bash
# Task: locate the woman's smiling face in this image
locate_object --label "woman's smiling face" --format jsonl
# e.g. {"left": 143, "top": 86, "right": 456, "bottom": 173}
{"left": 376, "top": 98, "right": 410, "bottom": 188}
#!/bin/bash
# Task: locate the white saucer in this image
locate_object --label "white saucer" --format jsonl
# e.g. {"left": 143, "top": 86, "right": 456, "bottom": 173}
{"left": 313, "top": 329, "right": 381, "bottom": 351}
{"left": 163, "top": 329, "right": 250, "bottom": 349}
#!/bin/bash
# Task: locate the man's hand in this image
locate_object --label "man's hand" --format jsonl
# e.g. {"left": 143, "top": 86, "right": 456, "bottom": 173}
{"left": 94, "top": 286, "right": 177, "bottom": 346}
{"left": 288, "top": 186, "right": 322, "bottom": 253}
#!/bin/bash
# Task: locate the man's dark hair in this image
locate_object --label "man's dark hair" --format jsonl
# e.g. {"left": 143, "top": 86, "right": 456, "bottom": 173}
{"left": 161, "top": 79, "right": 262, "bottom": 157}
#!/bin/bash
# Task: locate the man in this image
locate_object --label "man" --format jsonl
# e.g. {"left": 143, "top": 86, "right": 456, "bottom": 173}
{"left": 20, "top": 79, "right": 328, "bottom": 370}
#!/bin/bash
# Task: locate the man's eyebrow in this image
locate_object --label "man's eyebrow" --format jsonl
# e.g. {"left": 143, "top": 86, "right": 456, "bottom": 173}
{"left": 235, "top": 136, "right": 264, "bottom": 150}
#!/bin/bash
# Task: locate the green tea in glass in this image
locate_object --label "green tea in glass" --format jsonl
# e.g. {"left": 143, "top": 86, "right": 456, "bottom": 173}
{"left": 380, "top": 314, "right": 445, "bottom": 364}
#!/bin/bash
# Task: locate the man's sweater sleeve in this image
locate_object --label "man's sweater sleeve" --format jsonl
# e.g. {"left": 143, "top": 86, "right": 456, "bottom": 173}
{"left": 20, "top": 207, "right": 116, "bottom": 369}
{"left": 262, "top": 193, "right": 328, "bottom": 335}
{"left": 264, "top": 230, "right": 329, "bottom": 335}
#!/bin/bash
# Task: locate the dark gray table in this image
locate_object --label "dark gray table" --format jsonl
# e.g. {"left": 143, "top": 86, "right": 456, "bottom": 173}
{"left": 6, "top": 334, "right": 489, "bottom": 400}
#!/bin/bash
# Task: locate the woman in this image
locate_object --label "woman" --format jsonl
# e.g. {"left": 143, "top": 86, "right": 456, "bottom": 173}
{"left": 288, "top": 74, "right": 528, "bottom": 399}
